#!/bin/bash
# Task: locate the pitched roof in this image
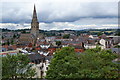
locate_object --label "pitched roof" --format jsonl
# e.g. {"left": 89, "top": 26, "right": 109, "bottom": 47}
{"left": 45, "top": 56, "right": 53, "bottom": 61}
{"left": 28, "top": 54, "right": 44, "bottom": 61}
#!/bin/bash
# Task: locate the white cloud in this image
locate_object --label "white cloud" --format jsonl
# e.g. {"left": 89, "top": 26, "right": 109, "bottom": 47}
{"left": 1, "top": 0, "right": 119, "bottom": 2}
{"left": 0, "top": 1, "right": 118, "bottom": 23}
{"left": 0, "top": 21, "right": 118, "bottom": 30}
{"left": 0, "top": 23, "right": 30, "bottom": 30}
{"left": 0, "top": 0, "right": 118, "bottom": 30}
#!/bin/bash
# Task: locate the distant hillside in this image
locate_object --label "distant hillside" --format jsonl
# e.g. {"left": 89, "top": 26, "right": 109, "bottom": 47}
{"left": 1, "top": 28, "right": 119, "bottom": 36}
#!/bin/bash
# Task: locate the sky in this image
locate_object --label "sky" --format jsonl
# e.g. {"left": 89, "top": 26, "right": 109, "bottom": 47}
{"left": 0, "top": 0, "right": 119, "bottom": 30}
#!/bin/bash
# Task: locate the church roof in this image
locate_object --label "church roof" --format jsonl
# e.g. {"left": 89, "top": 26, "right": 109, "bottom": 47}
{"left": 19, "top": 33, "right": 35, "bottom": 39}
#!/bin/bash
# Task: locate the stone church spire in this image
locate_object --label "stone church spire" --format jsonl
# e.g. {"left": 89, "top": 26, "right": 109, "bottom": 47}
{"left": 32, "top": 4, "right": 38, "bottom": 22}
{"left": 31, "top": 4, "right": 39, "bottom": 37}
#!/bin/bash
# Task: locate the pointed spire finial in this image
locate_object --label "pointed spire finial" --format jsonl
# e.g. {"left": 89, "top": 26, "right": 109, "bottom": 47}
{"left": 34, "top": 4, "right": 36, "bottom": 11}
{"left": 32, "top": 4, "right": 38, "bottom": 22}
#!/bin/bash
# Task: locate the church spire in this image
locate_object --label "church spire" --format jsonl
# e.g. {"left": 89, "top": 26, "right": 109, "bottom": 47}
{"left": 32, "top": 4, "right": 38, "bottom": 22}
{"left": 31, "top": 4, "right": 39, "bottom": 38}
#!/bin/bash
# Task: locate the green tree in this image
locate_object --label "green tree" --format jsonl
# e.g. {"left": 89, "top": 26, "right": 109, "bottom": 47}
{"left": 97, "top": 32, "right": 102, "bottom": 36}
{"left": 2, "top": 36, "right": 4, "bottom": 39}
{"left": 13, "top": 34, "right": 16, "bottom": 38}
{"left": 63, "top": 34, "right": 70, "bottom": 39}
{"left": 22, "top": 30, "right": 26, "bottom": 33}
{"left": 46, "top": 47, "right": 119, "bottom": 79}
{"left": 6, "top": 40, "right": 10, "bottom": 45}
{"left": 46, "top": 47, "right": 79, "bottom": 79}
{"left": 77, "top": 47, "right": 119, "bottom": 79}
{"left": 2, "top": 43, "right": 5, "bottom": 46}
{"left": 11, "top": 39, "right": 14, "bottom": 45}
{"left": 115, "top": 30, "right": 120, "bottom": 36}
{"left": 2, "top": 53, "right": 36, "bottom": 79}
{"left": 56, "top": 41, "right": 61, "bottom": 46}
{"left": 114, "top": 45, "right": 120, "bottom": 48}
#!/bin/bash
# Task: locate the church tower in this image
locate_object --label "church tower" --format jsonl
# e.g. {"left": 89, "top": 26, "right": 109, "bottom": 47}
{"left": 31, "top": 4, "right": 39, "bottom": 37}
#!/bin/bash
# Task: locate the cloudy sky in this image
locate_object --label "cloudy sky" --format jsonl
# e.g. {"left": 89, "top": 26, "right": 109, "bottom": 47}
{"left": 0, "top": 0, "right": 119, "bottom": 30}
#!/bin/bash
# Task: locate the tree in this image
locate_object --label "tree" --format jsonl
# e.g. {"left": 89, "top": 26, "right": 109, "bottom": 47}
{"left": 6, "top": 40, "right": 10, "bottom": 45}
{"left": 13, "top": 34, "right": 16, "bottom": 38}
{"left": 2, "top": 36, "right": 4, "bottom": 39}
{"left": 46, "top": 47, "right": 79, "bottom": 79}
{"left": 2, "top": 53, "right": 36, "bottom": 79}
{"left": 56, "top": 41, "right": 61, "bottom": 46}
{"left": 22, "top": 30, "right": 26, "bottom": 33}
{"left": 63, "top": 34, "right": 70, "bottom": 39}
{"left": 97, "top": 32, "right": 102, "bottom": 36}
{"left": 114, "top": 45, "right": 120, "bottom": 48}
{"left": 11, "top": 39, "right": 14, "bottom": 45}
{"left": 46, "top": 47, "right": 119, "bottom": 79}
{"left": 115, "top": 30, "right": 120, "bottom": 36}
{"left": 77, "top": 47, "right": 119, "bottom": 79}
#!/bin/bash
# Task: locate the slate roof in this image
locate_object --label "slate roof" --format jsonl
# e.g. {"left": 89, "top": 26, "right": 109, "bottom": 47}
{"left": 45, "top": 56, "right": 53, "bottom": 61}
{"left": 28, "top": 54, "right": 44, "bottom": 61}
{"left": 69, "top": 45, "right": 84, "bottom": 49}
{"left": 107, "top": 48, "right": 120, "bottom": 55}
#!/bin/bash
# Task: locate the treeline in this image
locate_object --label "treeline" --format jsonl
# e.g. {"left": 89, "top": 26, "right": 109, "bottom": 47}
{"left": 1, "top": 28, "right": 119, "bottom": 36}
{"left": 1, "top": 28, "right": 118, "bottom": 32}
{"left": 46, "top": 47, "right": 119, "bottom": 79}
{"left": 1, "top": 47, "right": 119, "bottom": 79}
